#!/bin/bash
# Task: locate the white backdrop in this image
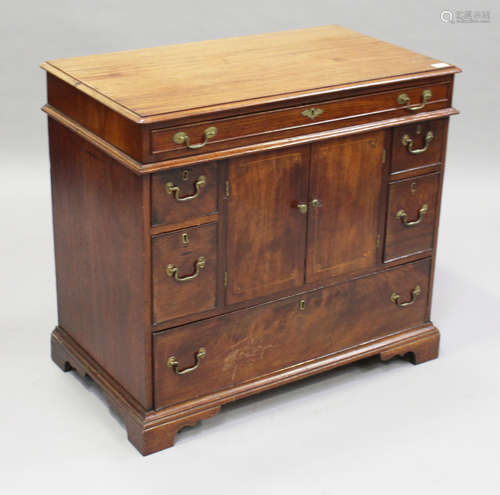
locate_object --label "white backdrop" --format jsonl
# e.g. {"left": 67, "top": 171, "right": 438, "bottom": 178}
{"left": 1, "top": 1, "right": 499, "bottom": 493}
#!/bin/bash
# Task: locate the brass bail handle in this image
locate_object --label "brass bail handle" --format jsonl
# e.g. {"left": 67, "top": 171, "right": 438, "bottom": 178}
{"left": 401, "top": 130, "right": 434, "bottom": 155}
{"left": 167, "top": 348, "right": 206, "bottom": 375}
{"left": 396, "top": 204, "right": 428, "bottom": 227}
{"left": 391, "top": 285, "right": 421, "bottom": 307}
{"left": 166, "top": 175, "right": 206, "bottom": 202}
{"left": 166, "top": 257, "right": 206, "bottom": 282}
{"left": 397, "top": 89, "right": 432, "bottom": 111}
{"left": 173, "top": 126, "right": 218, "bottom": 150}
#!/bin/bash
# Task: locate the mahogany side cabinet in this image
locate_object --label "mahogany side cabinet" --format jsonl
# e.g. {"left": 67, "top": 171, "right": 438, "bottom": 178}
{"left": 42, "top": 26, "right": 460, "bottom": 455}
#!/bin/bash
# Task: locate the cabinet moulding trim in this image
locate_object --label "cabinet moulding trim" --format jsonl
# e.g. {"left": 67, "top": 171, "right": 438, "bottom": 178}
{"left": 42, "top": 104, "right": 459, "bottom": 175}
{"left": 43, "top": 104, "right": 144, "bottom": 173}
{"left": 41, "top": 61, "right": 460, "bottom": 124}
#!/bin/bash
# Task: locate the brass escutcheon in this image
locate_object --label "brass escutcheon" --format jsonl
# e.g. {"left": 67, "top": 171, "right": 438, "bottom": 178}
{"left": 301, "top": 107, "right": 324, "bottom": 120}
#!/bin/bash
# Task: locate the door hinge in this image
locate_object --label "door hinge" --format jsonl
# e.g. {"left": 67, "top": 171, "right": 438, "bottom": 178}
{"left": 376, "top": 234, "right": 381, "bottom": 248}
{"left": 224, "top": 180, "right": 230, "bottom": 199}
{"left": 382, "top": 149, "right": 386, "bottom": 164}
{"left": 224, "top": 271, "right": 228, "bottom": 287}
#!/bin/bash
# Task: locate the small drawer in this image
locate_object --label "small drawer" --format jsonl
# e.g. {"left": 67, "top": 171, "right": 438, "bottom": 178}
{"left": 151, "top": 83, "right": 450, "bottom": 160}
{"left": 391, "top": 119, "right": 445, "bottom": 175}
{"left": 152, "top": 223, "right": 217, "bottom": 324}
{"left": 151, "top": 163, "right": 218, "bottom": 227}
{"left": 384, "top": 173, "right": 440, "bottom": 262}
{"left": 153, "top": 259, "right": 430, "bottom": 409}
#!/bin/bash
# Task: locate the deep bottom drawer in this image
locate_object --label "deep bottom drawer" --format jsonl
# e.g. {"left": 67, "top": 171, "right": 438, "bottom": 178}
{"left": 153, "top": 259, "right": 431, "bottom": 409}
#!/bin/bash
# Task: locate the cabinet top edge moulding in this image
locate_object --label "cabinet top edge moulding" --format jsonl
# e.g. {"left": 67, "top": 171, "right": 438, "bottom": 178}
{"left": 41, "top": 25, "right": 461, "bottom": 124}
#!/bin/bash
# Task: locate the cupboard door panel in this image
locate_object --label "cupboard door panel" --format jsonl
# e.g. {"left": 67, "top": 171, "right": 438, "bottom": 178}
{"left": 307, "top": 131, "right": 385, "bottom": 283}
{"left": 226, "top": 147, "right": 309, "bottom": 304}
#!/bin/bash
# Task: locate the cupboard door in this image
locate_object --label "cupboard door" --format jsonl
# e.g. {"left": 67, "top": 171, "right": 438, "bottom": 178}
{"left": 226, "top": 147, "right": 309, "bottom": 304}
{"left": 306, "top": 131, "right": 385, "bottom": 283}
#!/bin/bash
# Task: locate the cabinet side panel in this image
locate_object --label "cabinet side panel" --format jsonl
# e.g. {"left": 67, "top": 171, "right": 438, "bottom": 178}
{"left": 49, "top": 118, "right": 151, "bottom": 409}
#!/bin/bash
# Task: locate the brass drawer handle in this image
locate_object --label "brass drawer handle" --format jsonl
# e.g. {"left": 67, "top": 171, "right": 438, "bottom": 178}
{"left": 391, "top": 285, "right": 421, "bottom": 307}
{"left": 167, "top": 348, "right": 206, "bottom": 375}
{"left": 401, "top": 130, "right": 434, "bottom": 154}
{"left": 173, "top": 126, "right": 218, "bottom": 150}
{"left": 396, "top": 204, "right": 428, "bottom": 227}
{"left": 310, "top": 198, "right": 322, "bottom": 208}
{"left": 397, "top": 89, "right": 432, "bottom": 111}
{"left": 166, "top": 256, "right": 206, "bottom": 282}
{"left": 166, "top": 175, "right": 206, "bottom": 201}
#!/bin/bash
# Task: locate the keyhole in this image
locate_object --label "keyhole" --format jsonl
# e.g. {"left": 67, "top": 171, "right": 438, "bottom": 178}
{"left": 182, "top": 169, "right": 190, "bottom": 181}
{"left": 181, "top": 233, "right": 189, "bottom": 245}
{"left": 411, "top": 182, "right": 417, "bottom": 194}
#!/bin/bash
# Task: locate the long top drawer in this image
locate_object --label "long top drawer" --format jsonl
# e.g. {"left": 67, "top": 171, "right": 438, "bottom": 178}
{"left": 151, "top": 82, "right": 450, "bottom": 160}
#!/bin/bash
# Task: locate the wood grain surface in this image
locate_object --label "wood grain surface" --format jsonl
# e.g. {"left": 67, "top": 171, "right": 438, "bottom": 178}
{"left": 225, "top": 146, "right": 309, "bottom": 304}
{"left": 307, "top": 131, "right": 385, "bottom": 282}
{"left": 49, "top": 118, "right": 152, "bottom": 408}
{"left": 391, "top": 119, "right": 445, "bottom": 174}
{"left": 154, "top": 259, "right": 431, "bottom": 409}
{"left": 152, "top": 223, "right": 218, "bottom": 323}
{"left": 42, "top": 26, "right": 459, "bottom": 121}
{"left": 151, "top": 162, "right": 219, "bottom": 226}
{"left": 385, "top": 173, "right": 440, "bottom": 261}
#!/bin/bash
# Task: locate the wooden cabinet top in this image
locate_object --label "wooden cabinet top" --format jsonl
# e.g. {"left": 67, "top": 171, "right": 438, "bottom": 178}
{"left": 41, "top": 25, "right": 459, "bottom": 124}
